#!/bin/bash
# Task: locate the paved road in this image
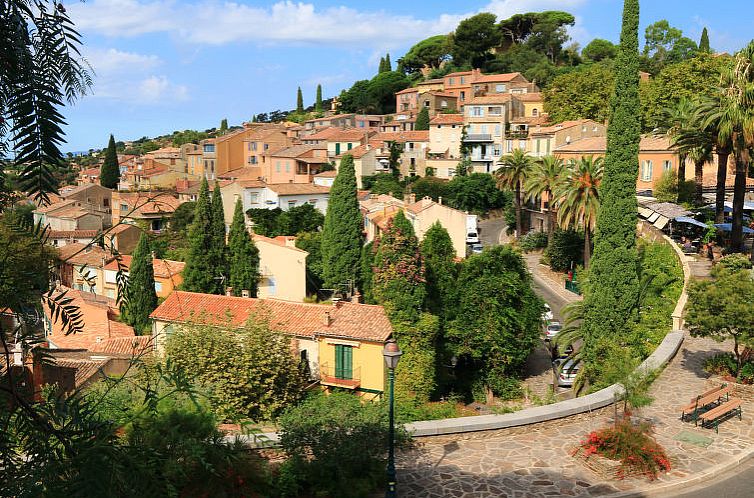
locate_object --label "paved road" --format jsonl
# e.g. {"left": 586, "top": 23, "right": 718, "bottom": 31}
{"left": 651, "top": 457, "right": 754, "bottom": 498}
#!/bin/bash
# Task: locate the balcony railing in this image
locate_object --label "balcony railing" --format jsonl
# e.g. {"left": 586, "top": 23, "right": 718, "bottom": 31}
{"left": 320, "top": 363, "right": 361, "bottom": 389}
{"left": 505, "top": 130, "right": 529, "bottom": 139}
{"left": 463, "top": 134, "right": 493, "bottom": 143}
{"left": 471, "top": 155, "right": 493, "bottom": 162}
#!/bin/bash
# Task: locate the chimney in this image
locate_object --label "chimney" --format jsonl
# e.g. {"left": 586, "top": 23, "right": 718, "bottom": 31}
{"left": 410, "top": 193, "right": 416, "bottom": 204}
{"left": 323, "top": 310, "right": 332, "bottom": 326}
{"left": 351, "top": 290, "right": 362, "bottom": 304}
{"left": 225, "top": 286, "right": 233, "bottom": 296}
{"left": 438, "top": 196, "right": 443, "bottom": 205}
{"left": 241, "top": 289, "right": 250, "bottom": 298}
{"left": 333, "top": 298, "right": 344, "bottom": 309}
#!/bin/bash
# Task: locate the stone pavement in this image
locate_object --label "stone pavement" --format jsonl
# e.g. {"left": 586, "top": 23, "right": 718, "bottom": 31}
{"left": 396, "top": 334, "right": 754, "bottom": 497}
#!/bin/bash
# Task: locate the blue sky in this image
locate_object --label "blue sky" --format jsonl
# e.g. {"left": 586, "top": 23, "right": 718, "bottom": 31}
{"left": 63, "top": 0, "right": 753, "bottom": 152}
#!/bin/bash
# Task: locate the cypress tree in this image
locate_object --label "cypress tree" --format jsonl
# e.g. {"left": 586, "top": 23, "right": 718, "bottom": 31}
{"left": 211, "top": 182, "right": 228, "bottom": 293}
{"left": 582, "top": 0, "right": 641, "bottom": 347}
{"left": 385, "top": 53, "right": 392, "bottom": 72}
{"left": 121, "top": 232, "right": 158, "bottom": 335}
{"left": 699, "top": 27, "right": 710, "bottom": 53}
{"left": 315, "top": 84, "right": 323, "bottom": 112}
{"left": 415, "top": 106, "right": 430, "bottom": 131}
{"left": 420, "top": 222, "right": 457, "bottom": 319}
{"left": 100, "top": 134, "right": 119, "bottom": 189}
{"left": 182, "top": 178, "right": 216, "bottom": 293}
{"left": 228, "top": 198, "right": 260, "bottom": 297}
{"left": 378, "top": 56, "right": 386, "bottom": 73}
{"left": 296, "top": 86, "right": 304, "bottom": 113}
{"left": 321, "top": 154, "right": 363, "bottom": 290}
{"left": 220, "top": 118, "right": 228, "bottom": 132}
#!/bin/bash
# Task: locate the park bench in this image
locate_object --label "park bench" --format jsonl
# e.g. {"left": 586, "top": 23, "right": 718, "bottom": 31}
{"left": 698, "top": 398, "right": 743, "bottom": 433}
{"left": 680, "top": 384, "right": 730, "bottom": 422}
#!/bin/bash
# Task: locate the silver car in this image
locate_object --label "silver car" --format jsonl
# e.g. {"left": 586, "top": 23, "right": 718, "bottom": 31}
{"left": 553, "top": 357, "right": 580, "bottom": 387}
{"left": 544, "top": 321, "right": 561, "bottom": 341}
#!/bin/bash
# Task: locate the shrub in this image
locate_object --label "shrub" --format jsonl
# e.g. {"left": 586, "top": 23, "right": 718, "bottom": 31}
{"left": 653, "top": 170, "right": 678, "bottom": 203}
{"left": 518, "top": 231, "right": 548, "bottom": 253}
{"left": 544, "top": 229, "right": 584, "bottom": 272}
{"left": 576, "top": 420, "right": 671, "bottom": 480}
{"left": 703, "top": 352, "right": 738, "bottom": 377}
{"left": 739, "top": 362, "right": 754, "bottom": 384}
{"left": 713, "top": 253, "right": 752, "bottom": 276}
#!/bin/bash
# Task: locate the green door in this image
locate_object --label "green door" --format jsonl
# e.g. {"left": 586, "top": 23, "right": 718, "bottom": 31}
{"left": 334, "top": 345, "right": 353, "bottom": 380}
{"left": 335, "top": 143, "right": 341, "bottom": 155}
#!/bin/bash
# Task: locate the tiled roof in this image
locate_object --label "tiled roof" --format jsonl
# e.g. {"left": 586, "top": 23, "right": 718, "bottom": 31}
{"left": 467, "top": 94, "right": 514, "bottom": 105}
{"left": 115, "top": 192, "right": 181, "bottom": 216}
{"left": 57, "top": 243, "right": 114, "bottom": 267}
{"left": 60, "top": 183, "right": 109, "bottom": 198}
{"left": 425, "top": 91, "right": 458, "bottom": 98}
{"left": 270, "top": 144, "right": 327, "bottom": 158}
{"left": 304, "top": 127, "right": 342, "bottom": 141}
{"left": 337, "top": 143, "right": 372, "bottom": 159}
{"left": 150, "top": 291, "right": 393, "bottom": 342}
{"left": 103, "top": 255, "right": 185, "bottom": 279}
{"left": 48, "top": 229, "right": 99, "bottom": 239}
{"left": 238, "top": 179, "right": 266, "bottom": 188}
{"left": 418, "top": 78, "right": 444, "bottom": 85}
{"left": 80, "top": 167, "right": 101, "bottom": 176}
{"left": 366, "top": 205, "right": 401, "bottom": 230}
{"left": 90, "top": 335, "right": 153, "bottom": 356}
{"left": 219, "top": 167, "right": 264, "bottom": 181}
{"left": 35, "top": 199, "right": 77, "bottom": 215}
{"left": 106, "top": 223, "right": 139, "bottom": 235}
{"left": 314, "top": 170, "right": 338, "bottom": 177}
{"left": 473, "top": 72, "right": 522, "bottom": 83}
{"left": 532, "top": 119, "right": 594, "bottom": 135}
{"left": 253, "top": 234, "right": 308, "bottom": 254}
{"left": 374, "top": 131, "right": 429, "bottom": 143}
{"left": 510, "top": 115, "right": 550, "bottom": 126}
{"left": 265, "top": 183, "right": 330, "bottom": 195}
{"left": 52, "top": 357, "right": 108, "bottom": 387}
{"left": 430, "top": 114, "right": 464, "bottom": 125}
{"left": 512, "top": 92, "right": 543, "bottom": 102}
{"left": 328, "top": 128, "right": 373, "bottom": 142}
{"left": 444, "top": 71, "right": 473, "bottom": 78}
{"left": 555, "top": 135, "right": 673, "bottom": 153}
{"left": 395, "top": 87, "right": 419, "bottom": 95}
{"left": 48, "top": 206, "right": 94, "bottom": 220}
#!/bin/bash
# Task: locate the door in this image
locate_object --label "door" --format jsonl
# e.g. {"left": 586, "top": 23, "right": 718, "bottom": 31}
{"left": 334, "top": 344, "right": 353, "bottom": 380}
{"left": 335, "top": 143, "right": 341, "bottom": 155}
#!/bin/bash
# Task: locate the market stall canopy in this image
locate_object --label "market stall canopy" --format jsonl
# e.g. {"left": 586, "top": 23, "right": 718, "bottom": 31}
{"left": 675, "top": 216, "right": 708, "bottom": 229}
{"left": 713, "top": 223, "right": 754, "bottom": 234}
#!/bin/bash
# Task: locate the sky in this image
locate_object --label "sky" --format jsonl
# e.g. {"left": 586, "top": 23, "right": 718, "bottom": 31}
{"left": 61, "top": 0, "right": 754, "bottom": 152}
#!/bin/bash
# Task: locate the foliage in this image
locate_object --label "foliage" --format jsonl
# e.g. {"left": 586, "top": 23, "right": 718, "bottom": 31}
{"left": 165, "top": 316, "right": 304, "bottom": 421}
{"left": 278, "top": 392, "right": 407, "bottom": 498}
{"left": 703, "top": 352, "right": 740, "bottom": 377}
{"left": 171, "top": 129, "right": 209, "bottom": 146}
{"left": 713, "top": 253, "right": 753, "bottom": 276}
{"left": 321, "top": 154, "right": 363, "bottom": 289}
{"left": 394, "top": 395, "right": 459, "bottom": 422}
{"left": 228, "top": 199, "right": 260, "bottom": 297}
{"left": 100, "top": 134, "right": 120, "bottom": 189}
{"left": 181, "top": 178, "right": 219, "bottom": 293}
{"left": 451, "top": 13, "right": 501, "bottom": 68}
{"left": 363, "top": 71, "right": 411, "bottom": 114}
{"left": 120, "top": 233, "right": 158, "bottom": 334}
{"left": 296, "top": 86, "right": 303, "bottom": 113}
{"left": 392, "top": 312, "right": 440, "bottom": 402}
{"left": 169, "top": 200, "right": 195, "bottom": 235}
{"left": 699, "top": 27, "right": 711, "bottom": 53}
{"left": 369, "top": 172, "right": 404, "bottom": 196}
{"left": 277, "top": 202, "right": 324, "bottom": 235}
{"left": 496, "top": 149, "right": 534, "bottom": 236}
{"left": 518, "top": 230, "right": 549, "bottom": 252}
{"left": 686, "top": 269, "right": 754, "bottom": 375}
{"left": 543, "top": 62, "right": 614, "bottom": 123}
{"left": 544, "top": 228, "right": 584, "bottom": 272}
{"left": 421, "top": 222, "right": 458, "bottom": 318}
{"left": 378, "top": 53, "right": 392, "bottom": 73}
{"left": 653, "top": 169, "right": 678, "bottom": 202}
{"left": 582, "top": 39, "right": 617, "bottom": 62}
{"left": 583, "top": 0, "right": 642, "bottom": 356}
{"left": 296, "top": 231, "right": 324, "bottom": 295}
{"left": 415, "top": 106, "right": 430, "bottom": 131}
{"left": 577, "top": 420, "right": 671, "bottom": 480}
{"left": 246, "top": 207, "right": 283, "bottom": 237}
{"left": 410, "top": 176, "right": 450, "bottom": 202}
{"left": 642, "top": 20, "right": 698, "bottom": 73}
{"left": 525, "top": 155, "right": 565, "bottom": 237}
{"left": 210, "top": 183, "right": 228, "bottom": 284}
{"left": 448, "top": 172, "right": 509, "bottom": 215}
{"left": 397, "top": 35, "right": 452, "bottom": 75}
{"left": 219, "top": 118, "right": 228, "bottom": 132}
{"left": 446, "top": 246, "right": 542, "bottom": 398}
{"left": 315, "top": 83, "right": 323, "bottom": 112}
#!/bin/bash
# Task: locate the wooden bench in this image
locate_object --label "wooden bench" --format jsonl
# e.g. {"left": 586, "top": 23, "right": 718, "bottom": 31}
{"left": 698, "top": 398, "right": 742, "bottom": 433}
{"left": 680, "top": 384, "right": 730, "bottom": 422}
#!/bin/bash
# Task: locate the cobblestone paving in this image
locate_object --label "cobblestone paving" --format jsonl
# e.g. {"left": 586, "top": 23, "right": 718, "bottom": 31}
{"left": 396, "top": 335, "right": 754, "bottom": 497}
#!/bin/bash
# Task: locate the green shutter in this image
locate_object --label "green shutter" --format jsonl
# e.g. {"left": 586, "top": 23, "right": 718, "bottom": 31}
{"left": 335, "top": 143, "right": 341, "bottom": 155}
{"left": 334, "top": 344, "right": 353, "bottom": 380}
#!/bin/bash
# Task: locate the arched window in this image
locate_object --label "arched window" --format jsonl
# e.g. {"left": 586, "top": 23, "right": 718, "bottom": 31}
{"left": 532, "top": 108, "right": 539, "bottom": 117}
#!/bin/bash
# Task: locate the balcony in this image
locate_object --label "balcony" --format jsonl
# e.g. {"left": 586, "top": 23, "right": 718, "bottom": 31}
{"left": 463, "top": 134, "right": 493, "bottom": 143}
{"left": 471, "top": 155, "right": 493, "bottom": 162}
{"left": 320, "top": 363, "right": 361, "bottom": 389}
{"left": 505, "top": 130, "right": 529, "bottom": 139}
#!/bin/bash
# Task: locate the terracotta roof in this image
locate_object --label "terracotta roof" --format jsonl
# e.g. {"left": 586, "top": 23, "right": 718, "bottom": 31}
{"left": 115, "top": 192, "right": 181, "bottom": 216}
{"left": 48, "top": 230, "right": 99, "bottom": 239}
{"left": 373, "top": 131, "right": 429, "bottom": 143}
{"left": 219, "top": 167, "right": 264, "bottom": 181}
{"left": 304, "top": 127, "right": 343, "bottom": 141}
{"left": 473, "top": 72, "right": 522, "bottom": 83}
{"left": 270, "top": 144, "right": 327, "bottom": 158}
{"left": 103, "top": 255, "right": 185, "bottom": 279}
{"left": 265, "top": 183, "right": 330, "bottom": 195}
{"left": 52, "top": 357, "right": 108, "bottom": 387}
{"left": 106, "top": 223, "right": 139, "bottom": 235}
{"left": 253, "top": 234, "right": 308, "bottom": 254}
{"left": 366, "top": 205, "right": 401, "bottom": 230}
{"left": 395, "top": 87, "right": 419, "bottom": 95}
{"left": 132, "top": 163, "right": 170, "bottom": 178}
{"left": 80, "top": 167, "right": 101, "bottom": 176}
{"left": 35, "top": 199, "right": 77, "bottom": 214}
{"left": 150, "top": 291, "right": 392, "bottom": 342}
{"left": 337, "top": 143, "right": 372, "bottom": 159}
{"left": 467, "top": 94, "right": 514, "bottom": 105}
{"left": 90, "top": 335, "right": 153, "bottom": 356}
{"left": 47, "top": 206, "right": 93, "bottom": 220}
{"left": 444, "top": 71, "right": 473, "bottom": 78}
{"left": 555, "top": 135, "right": 673, "bottom": 153}
{"left": 418, "top": 78, "right": 444, "bottom": 85}
{"left": 60, "top": 183, "right": 110, "bottom": 198}
{"left": 314, "top": 170, "right": 338, "bottom": 177}
{"left": 425, "top": 91, "right": 458, "bottom": 98}
{"left": 512, "top": 92, "right": 543, "bottom": 102}
{"left": 510, "top": 115, "right": 550, "bottom": 126}
{"left": 430, "top": 114, "right": 464, "bottom": 125}
{"left": 57, "top": 243, "right": 114, "bottom": 267}
{"left": 238, "top": 179, "right": 266, "bottom": 188}
{"left": 328, "top": 128, "right": 373, "bottom": 142}
{"left": 532, "top": 119, "right": 595, "bottom": 135}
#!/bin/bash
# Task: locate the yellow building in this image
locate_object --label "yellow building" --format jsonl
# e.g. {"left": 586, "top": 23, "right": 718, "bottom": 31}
{"left": 428, "top": 113, "right": 465, "bottom": 178}
{"left": 253, "top": 234, "right": 308, "bottom": 302}
{"left": 150, "top": 291, "right": 394, "bottom": 397}
{"left": 102, "top": 255, "right": 185, "bottom": 300}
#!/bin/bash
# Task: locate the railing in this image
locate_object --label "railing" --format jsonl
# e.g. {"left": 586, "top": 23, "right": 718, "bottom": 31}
{"left": 463, "top": 134, "right": 493, "bottom": 142}
{"left": 319, "top": 363, "right": 361, "bottom": 389}
{"left": 505, "top": 130, "right": 529, "bottom": 139}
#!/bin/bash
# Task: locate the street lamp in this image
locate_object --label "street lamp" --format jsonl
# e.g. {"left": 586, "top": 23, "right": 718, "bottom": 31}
{"left": 383, "top": 338, "right": 402, "bottom": 498}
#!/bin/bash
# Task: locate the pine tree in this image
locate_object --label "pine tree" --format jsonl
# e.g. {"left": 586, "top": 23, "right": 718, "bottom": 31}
{"left": 582, "top": 0, "right": 641, "bottom": 351}
{"left": 699, "top": 27, "right": 710, "bottom": 53}
{"left": 121, "top": 233, "right": 158, "bottom": 334}
{"left": 420, "top": 222, "right": 457, "bottom": 319}
{"left": 415, "top": 106, "right": 430, "bottom": 131}
{"left": 211, "top": 182, "right": 228, "bottom": 293}
{"left": 228, "top": 199, "right": 260, "bottom": 297}
{"left": 182, "top": 178, "right": 217, "bottom": 293}
{"left": 315, "top": 84, "right": 323, "bottom": 112}
{"left": 296, "top": 86, "right": 304, "bottom": 113}
{"left": 321, "top": 154, "right": 363, "bottom": 291}
{"left": 220, "top": 118, "right": 228, "bottom": 132}
{"left": 100, "top": 134, "right": 119, "bottom": 189}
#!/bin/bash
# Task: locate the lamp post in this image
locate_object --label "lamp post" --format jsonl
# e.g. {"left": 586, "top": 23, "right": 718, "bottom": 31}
{"left": 383, "top": 338, "right": 402, "bottom": 498}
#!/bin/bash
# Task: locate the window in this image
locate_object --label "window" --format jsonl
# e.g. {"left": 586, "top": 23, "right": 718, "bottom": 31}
{"left": 532, "top": 108, "right": 539, "bottom": 117}
{"left": 276, "top": 161, "right": 281, "bottom": 173}
{"left": 202, "top": 144, "right": 215, "bottom": 153}
{"left": 347, "top": 142, "right": 353, "bottom": 150}
{"left": 441, "top": 99, "right": 448, "bottom": 108}
{"left": 448, "top": 77, "right": 454, "bottom": 85}
{"left": 249, "top": 156, "right": 257, "bottom": 165}
{"left": 494, "top": 124, "right": 501, "bottom": 136}
{"left": 103, "top": 198, "right": 109, "bottom": 207}
{"left": 154, "top": 281, "right": 163, "bottom": 293}
{"left": 495, "top": 83, "right": 506, "bottom": 93}
{"left": 460, "top": 76, "right": 465, "bottom": 84}
{"left": 423, "top": 100, "right": 430, "bottom": 107}
{"left": 480, "top": 125, "right": 488, "bottom": 135}
{"left": 488, "top": 106, "right": 502, "bottom": 116}
{"left": 288, "top": 200, "right": 296, "bottom": 208}
{"left": 251, "top": 142, "right": 257, "bottom": 151}
{"left": 248, "top": 193, "right": 259, "bottom": 204}
{"left": 460, "top": 91, "right": 465, "bottom": 101}
{"left": 582, "top": 126, "right": 587, "bottom": 132}
{"left": 358, "top": 121, "right": 365, "bottom": 128}
{"left": 663, "top": 160, "right": 673, "bottom": 172}
{"left": 285, "top": 162, "right": 290, "bottom": 172}
{"left": 334, "top": 344, "right": 353, "bottom": 380}
{"left": 106, "top": 289, "right": 115, "bottom": 299}
{"left": 120, "top": 203, "right": 128, "bottom": 211}
{"left": 264, "top": 143, "right": 269, "bottom": 150}
{"left": 309, "top": 199, "right": 317, "bottom": 205}
{"left": 506, "top": 140, "right": 513, "bottom": 152}
{"left": 519, "top": 140, "right": 527, "bottom": 150}
{"left": 493, "top": 144, "right": 501, "bottom": 156}
{"left": 641, "top": 160, "right": 653, "bottom": 181}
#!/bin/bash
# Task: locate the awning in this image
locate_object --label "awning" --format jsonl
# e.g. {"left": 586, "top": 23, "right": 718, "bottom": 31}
{"left": 638, "top": 207, "right": 653, "bottom": 218}
{"left": 647, "top": 212, "right": 660, "bottom": 223}
{"left": 674, "top": 216, "right": 708, "bottom": 229}
{"left": 714, "top": 223, "right": 754, "bottom": 234}
{"left": 429, "top": 146, "right": 448, "bottom": 155}
{"left": 704, "top": 203, "right": 732, "bottom": 213}
{"left": 724, "top": 201, "right": 754, "bottom": 211}
{"left": 654, "top": 215, "right": 669, "bottom": 230}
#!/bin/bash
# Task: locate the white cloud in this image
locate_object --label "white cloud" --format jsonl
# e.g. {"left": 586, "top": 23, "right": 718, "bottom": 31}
{"left": 84, "top": 47, "right": 161, "bottom": 75}
{"left": 138, "top": 75, "right": 189, "bottom": 102}
{"left": 481, "top": 0, "right": 588, "bottom": 20}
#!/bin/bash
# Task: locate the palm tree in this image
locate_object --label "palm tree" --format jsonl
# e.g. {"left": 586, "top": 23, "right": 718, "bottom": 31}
{"left": 674, "top": 120, "right": 715, "bottom": 205}
{"left": 553, "top": 156, "right": 604, "bottom": 268}
{"left": 524, "top": 155, "right": 565, "bottom": 241}
{"left": 696, "top": 95, "right": 735, "bottom": 222}
{"left": 656, "top": 98, "right": 695, "bottom": 185}
{"left": 495, "top": 149, "right": 534, "bottom": 237}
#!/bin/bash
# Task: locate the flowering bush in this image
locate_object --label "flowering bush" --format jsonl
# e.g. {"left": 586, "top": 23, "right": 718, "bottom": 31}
{"left": 575, "top": 420, "right": 671, "bottom": 480}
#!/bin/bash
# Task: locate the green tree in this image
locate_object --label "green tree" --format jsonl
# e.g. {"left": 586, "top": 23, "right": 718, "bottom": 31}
{"left": 420, "top": 222, "right": 457, "bottom": 319}
{"left": 246, "top": 207, "right": 282, "bottom": 237}
{"left": 100, "top": 134, "right": 120, "bottom": 189}
{"left": 415, "top": 106, "right": 430, "bottom": 131}
{"left": 0, "top": 219, "right": 55, "bottom": 311}
{"left": 367, "top": 71, "right": 410, "bottom": 114}
{"left": 277, "top": 203, "right": 324, "bottom": 235}
{"left": 582, "top": 38, "right": 618, "bottom": 62}
{"left": 543, "top": 62, "right": 615, "bottom": 123}
{"left": 120, "top": 233, "right": 158, "bottom": 334}
{"left": 524, "top": 155, "right": 565, "bottom": 240}
{"left": 359, "top": 241, "right": 375, "bottom": 304}
{"left": 686, "top": 269, "right": 754, "bottom": 375}
{"left": 211, "top": 182, "right": 228, "bottom": 289}
{"left": 369, "top": 173, "right": 403, "bottom": 196}
{"left": 452, "top": 13, "right": 501, "bottom": 68}
{"left": 410, "top": 177, "right": 451, "bottom": 202}
{"left": 397, "top": 35, "right": 452, "bottom": 74}
{"left": 296, "top": 86, "right": 304, "bottom": 113}
{"left": 321, "top": 154, "right": 363, "bottom": 289}
{"left": 220, "top": 118, "right": 228, "bottom": 132}
{"left": 166, "top": 316, "right": 304, "bottom": 421}
{"left": 446, "top": 246, "right": 542, "bottom": 399}
{"left": 379, "top": 53, "right": 392, "bottom": 73}
{"left": 583, "top": 0, "right": 641, "bottom": 354}
{"left": 524, "top": 11, "right": 575, "bottom": 64}
{"left": 182, "top": 178, "right": 217, "bottom": 293}
{"left": 447, "top": 172, "right": 507, "bottom": 214}
{"left": 228, "top": 199, "right": 260, "bottom": 297}
{"left": 699, "top": 27, "right": 711, "bottom": 53}
{"left": 296, "top": 231, "right": 324, "bottom": 295}
{"left": 385, "top": 53, "right": 392, "bottom": 71}
{"left": 315, "top": 84, "right": 323, "bottom": 112}
{"left": 338, "top": 80, "right": 374, "bottom": 113}
{"left": 652, "top": 170, "right": 679, "bottom": 203}
{"left": 642, "top": 20, "right": 697, "bottom": 71}
{"left": 495, "top": 149, "right": 534, "bottom": 237}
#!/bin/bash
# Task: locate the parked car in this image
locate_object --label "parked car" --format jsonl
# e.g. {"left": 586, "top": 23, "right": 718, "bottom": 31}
{"left": 466, "top": 231, "right": 480, "bottom": 244}
{"left": 553, "top": 357, "right": 580, "bottom": 387}
{"left": 542, "top": 303, "right": 553, "bottom": 322}
{"left": 470, "top": 243, "right": 483, "bottom": 254}
{"left": 544, "top": 321, "right": 561, "bottom": 341}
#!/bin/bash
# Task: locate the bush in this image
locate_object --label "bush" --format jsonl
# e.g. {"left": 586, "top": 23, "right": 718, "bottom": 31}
{"left": 544, "top": 229, "right": 584, "bottom": 272}
{"left": 576, "top": 420, "right": 671, "bottom": 480}
{"left": 653, "top": 170, "right": 678, "bottom": 203}
{"left": 713, "top": 253, "right": 752, "bottom": 276}
{"left": 518, "top": 231, "right": 548, "bottom": 253}
{"left": 410, "top": 177, "right": 450, "bottom": 202}
{"left": 703, "top": 352, "right": 739, "bottom": 378}
{"left": 277, "top": 392, "right": 408, "bottom": 498}
{"left": 739, "top": 362, "right": 754, "bottom": 384}
{"left": 395, "top": 393, "right": 459, "bottom": 423}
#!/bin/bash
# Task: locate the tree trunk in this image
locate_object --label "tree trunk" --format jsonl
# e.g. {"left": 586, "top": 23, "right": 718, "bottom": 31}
{"left": 715, "top": 151, "right": 730, "bottom": 223}
{"left": 694, "top": 158, "right": 705, "bottom": 205}
{"left": 678, "top": 152, "right": 687, "bottom": 189}
{"left": 546, "top": 188, "right": 554, "bottom": 243}
{"left": 730, "top": 153, "right": 747, "bottom": 253}
{"left": 515, "top": 183, "right": 523, "bottom": 238}
{"left": 733, "top": 335, "right": 742, "bottom": 377}
{"left": 584, "top": 229, "right": 591, "bottom": 268}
